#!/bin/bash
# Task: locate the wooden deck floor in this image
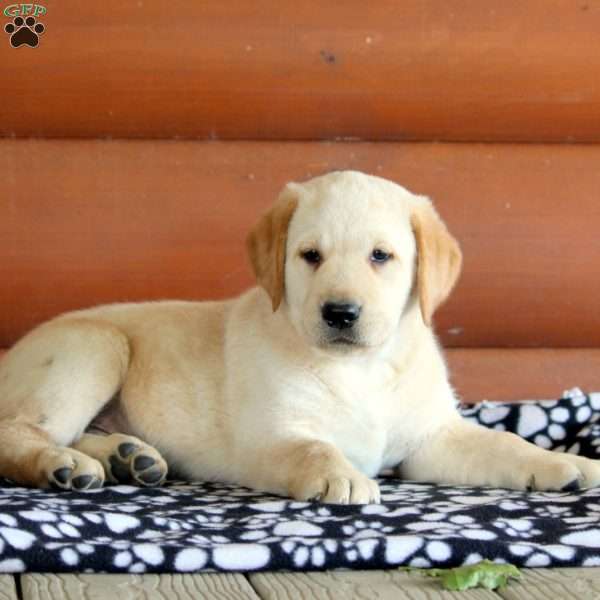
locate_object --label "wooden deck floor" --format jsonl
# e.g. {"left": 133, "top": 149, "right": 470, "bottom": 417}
{"left": 1, "top": 568, "right": 599, "bottom": 599}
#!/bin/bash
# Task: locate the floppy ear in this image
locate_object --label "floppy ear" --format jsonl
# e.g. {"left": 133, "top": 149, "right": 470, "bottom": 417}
{"left": 410, "top": 199, "right": 462, "bottom": 327}
{"left": 246, "top": 189, "right": 298, "bottom": 311}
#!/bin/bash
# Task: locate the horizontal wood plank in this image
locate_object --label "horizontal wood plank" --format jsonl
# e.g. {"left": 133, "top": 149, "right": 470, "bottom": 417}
{"left": 447, "top": 348, "right": 600, "bottom": 403}
{"left": 22, "top": 573, "right": 260, "bottom": 600}
{"left": 249, "top": 570, "right": 500, "bottom": 599}
{"left": 1, "top": 1, "right": 600, "bottom": 142}
{"left": 0, "top": 576, "right": 17, "bottom": 600}
{"left": 15, "top": 569, "right": 600, "bottom": 600}
{"left": 497, "top": 567, "right": 600, "bottom": 600}
{"left": 2, "top": 139, "right": 600, "bottom": 349}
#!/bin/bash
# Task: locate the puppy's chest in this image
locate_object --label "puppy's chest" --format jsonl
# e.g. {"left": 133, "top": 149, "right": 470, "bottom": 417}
{"left": 311, "top": 370, "right": 400, "bottom": 476}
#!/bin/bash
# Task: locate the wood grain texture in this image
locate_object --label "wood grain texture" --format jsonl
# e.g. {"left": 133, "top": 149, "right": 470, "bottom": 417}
{"left": 22, "top": 573, "right": 259, "bottom": 600}
{"left": 0, "top": 577, "right": 17, "bottom": 600}
{"left": 2, "top": 139, "right": 600, "bottom": 350}
{"left": 497, "top": 568, "right": 600, "bottom": 600}
{"left": 447, "top": 348, "right": 600, "bottom": 403}
{"left": 249, "top": 570, "right": 500, "bottom": 599}
{"left": 2, "top": 1, "right": 600, "bottom": 142}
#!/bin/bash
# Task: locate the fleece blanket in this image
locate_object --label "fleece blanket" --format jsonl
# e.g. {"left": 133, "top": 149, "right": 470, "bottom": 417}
{"left": 0, "top": 388, "right": 599, "bottom": 574}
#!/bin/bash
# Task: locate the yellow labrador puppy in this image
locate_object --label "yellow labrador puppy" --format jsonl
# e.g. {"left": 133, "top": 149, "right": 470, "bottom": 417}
{"left": 0, "top": 171, "right": 598, "bottom": 502}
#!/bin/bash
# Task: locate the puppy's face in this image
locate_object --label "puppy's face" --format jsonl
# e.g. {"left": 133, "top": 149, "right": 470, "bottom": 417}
{"left": 284, "top": 178, "right": 416, "bottom": 352}
{"left": 247, "top": 171, "right": 461, "bottom": 354}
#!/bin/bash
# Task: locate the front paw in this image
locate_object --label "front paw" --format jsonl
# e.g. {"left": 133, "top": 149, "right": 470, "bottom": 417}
{"left": 42, "top": 448, "right": 105, "bottom": 491}
{"left": 523, "top": 454, "right": 598, "bottom": 492}
{"left": 291, "top": 470, "right": 380, "bottom": 504}
{"left": 556, "top": 454, "right": 600, "bottom": 490}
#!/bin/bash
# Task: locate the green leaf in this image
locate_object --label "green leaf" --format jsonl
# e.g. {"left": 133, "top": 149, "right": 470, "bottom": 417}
{"left": 401, "top": 560, "right": 521, "bottom": 591}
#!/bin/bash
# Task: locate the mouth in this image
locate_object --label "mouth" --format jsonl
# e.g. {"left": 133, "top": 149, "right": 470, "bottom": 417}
{"left": 313, "top": 332, "right": 371, "bottom": 353}
{"left": 330, "top": 337, "right": 356, "bottom": 345}
{"left": 310, "top": 323, "right": 367, "bottom": 351}
{"left": 321, "top": 331, "right": 365, "bottom": 350}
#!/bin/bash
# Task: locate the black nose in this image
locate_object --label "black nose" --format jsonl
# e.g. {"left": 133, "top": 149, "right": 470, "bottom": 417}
{"left": 321, "top": 302, "right": 361, "bottom": 330}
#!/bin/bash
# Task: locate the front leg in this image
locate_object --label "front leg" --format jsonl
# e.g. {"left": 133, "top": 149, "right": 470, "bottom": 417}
{"left": 243, "top": 439, "right": 380, "bottom": 504}
{"left": 401, "top": 418, "right": 600, "bottom": 491}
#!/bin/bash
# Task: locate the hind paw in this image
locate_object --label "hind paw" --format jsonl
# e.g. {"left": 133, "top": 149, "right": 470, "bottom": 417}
{"left": 41, "top": 448, "right": 105, "bottom": 491}
{"left": 104, "top": 434, "right": 168, "bottom": 487}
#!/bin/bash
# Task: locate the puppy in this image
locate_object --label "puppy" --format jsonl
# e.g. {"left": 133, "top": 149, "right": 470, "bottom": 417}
{"left": 0, "top": 171, "right": 598, "bottom": 502}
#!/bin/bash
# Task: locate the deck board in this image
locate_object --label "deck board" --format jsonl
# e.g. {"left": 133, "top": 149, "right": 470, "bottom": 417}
{"left": 249, "top": 570, "right": 501, "bottom": 599}
{"left": 497, "top": 568, "right": 600, "bottom": 600}
{"left": 21, "top": 573, "right": 259, "bottom": 600}
{"left": 14, "top": 568, "right": 600, "bottom": 599}
{"left": 0, "top": 576, "right": 17, "bottom": 600}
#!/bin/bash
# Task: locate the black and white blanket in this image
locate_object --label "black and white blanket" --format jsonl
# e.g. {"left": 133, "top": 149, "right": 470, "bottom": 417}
{"left": 0, "top": 388, "right": 599, "bottom": 574}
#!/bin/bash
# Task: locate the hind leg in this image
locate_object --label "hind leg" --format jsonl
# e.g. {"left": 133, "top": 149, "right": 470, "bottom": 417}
{"left": 0, "top": 318, "right": 130, "bottom": 489}
{"left": 73, "top": 433, "right": 168, "bottom": 486}
{"left": 0, "top": 421, "right": 105, "bottom": 490}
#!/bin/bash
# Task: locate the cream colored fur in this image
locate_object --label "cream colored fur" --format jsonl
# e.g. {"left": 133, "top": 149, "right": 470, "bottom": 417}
{"left": 0, "top": 171, "right": 599, "bottom": 501}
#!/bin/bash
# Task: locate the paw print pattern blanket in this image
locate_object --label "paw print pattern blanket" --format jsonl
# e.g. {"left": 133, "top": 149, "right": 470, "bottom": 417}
{"left": 0, "top": 388, "right": 599, "bottom": 574}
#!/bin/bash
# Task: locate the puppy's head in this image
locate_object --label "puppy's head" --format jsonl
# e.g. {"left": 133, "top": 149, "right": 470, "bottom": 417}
{"left": 247, "top": 171, "right": 461, "bottom": 353}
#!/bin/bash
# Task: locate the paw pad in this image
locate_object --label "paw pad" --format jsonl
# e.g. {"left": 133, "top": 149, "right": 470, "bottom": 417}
{"left": 72, "top": 474, "right": 94, "bottom": 490}
{"left": 4, "top": 16, "right": 44, "bottom": 48}
{"left": 109, "top": 455, "right": 133, "bottom": 483}
{"left": 52, "top": 467, "right": 72, "bottom": 485}
{"left": 108, "top": 444, "right": 167, "bottom": 487}
{"left": 133, "top": 455, "right": 155, "bottom": 471}
{"left": 561, "top": 478, "right": 581, "bottom": 492}
{"left": 49, "top": 464, "right": 103, "bottom": 491}
{"left": 117, "top": 442, "right": 137, "bottom": 458}
{"left": 137, "top": 466, "right": 164, "bottom": 485}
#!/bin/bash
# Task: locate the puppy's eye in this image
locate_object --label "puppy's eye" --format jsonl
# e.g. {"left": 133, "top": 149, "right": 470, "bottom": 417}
{"left": 371, "top": 249, "right": 392, "bottom": 263}
{"left": 301, "top": 249, "right": 322, "bottom": 265}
